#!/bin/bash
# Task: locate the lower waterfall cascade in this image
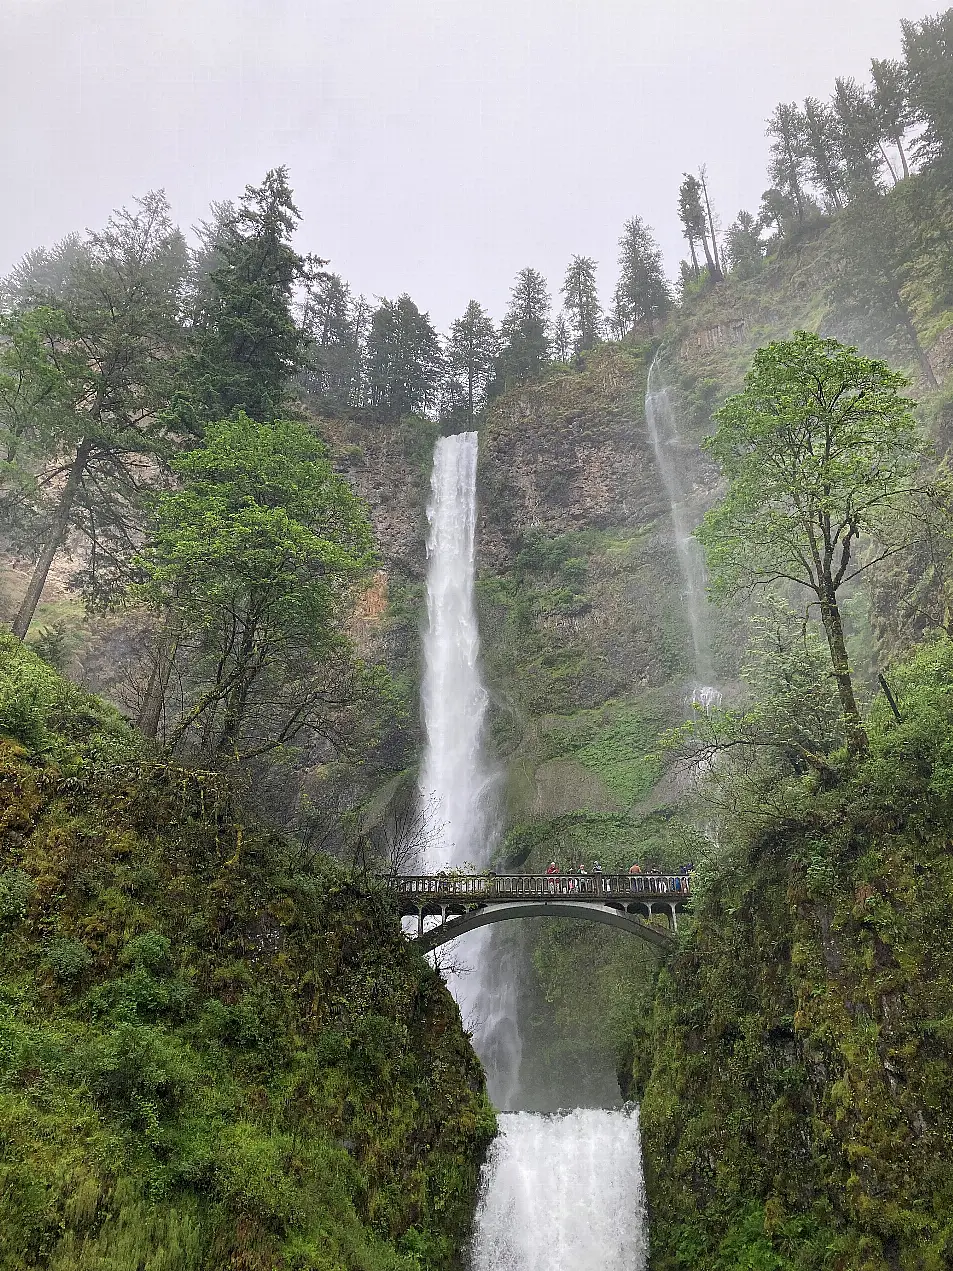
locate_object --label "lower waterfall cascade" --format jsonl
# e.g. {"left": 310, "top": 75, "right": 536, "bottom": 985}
{"left": 418, "top": 432, "right": 651, "bottom": 1268}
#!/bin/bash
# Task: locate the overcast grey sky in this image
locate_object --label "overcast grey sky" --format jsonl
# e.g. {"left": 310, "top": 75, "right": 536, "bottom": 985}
{"left": 0, "top": 0, "right": 940, "bottom": 329}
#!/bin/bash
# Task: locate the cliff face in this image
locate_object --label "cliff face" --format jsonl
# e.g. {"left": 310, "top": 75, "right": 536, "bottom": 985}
{"left": 636, "top": 642, "right": 953, "bottom": 1271}
{"left": 472, "top": 344, "right": 713, "bottom": 1093}
{"left": 0, "top": 633, "right": 493, "bottom": 1271}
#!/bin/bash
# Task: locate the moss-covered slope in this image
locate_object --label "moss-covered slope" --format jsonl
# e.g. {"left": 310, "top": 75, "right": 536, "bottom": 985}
{"left": 0, "top": 633, "right": 493, "bottom": 1271}
{"left": 637, "top": 641, "right": 953, "bottom": 1271}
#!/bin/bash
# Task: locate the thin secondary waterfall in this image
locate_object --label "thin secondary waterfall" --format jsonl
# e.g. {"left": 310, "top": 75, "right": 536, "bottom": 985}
{"left": 419, "top": 430, "right": 652, "bottom": 1269}
{"left": 645, "top": 355, "right": 716, "bottom": 693}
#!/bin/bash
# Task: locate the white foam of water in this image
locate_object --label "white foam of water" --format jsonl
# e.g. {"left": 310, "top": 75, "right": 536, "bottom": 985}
{"left": 419, "top": 431, "right": 498, "bottom": 869}
{"left": 470, "top": 1108, "right": 650, "bottom": 1271}
{"left": 418, "top": 432, "right": 521, "bottom": 1102}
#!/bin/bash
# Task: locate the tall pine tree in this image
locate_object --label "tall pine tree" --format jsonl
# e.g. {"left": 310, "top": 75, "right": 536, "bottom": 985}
{"left": 496, "top": 268, "right": 552, "bottom": 389}
{"left": 613, "top": 217, "right": 670, "bottom": 336}
{"left": 561, "top": 256, "right": 603, "bottom": 353}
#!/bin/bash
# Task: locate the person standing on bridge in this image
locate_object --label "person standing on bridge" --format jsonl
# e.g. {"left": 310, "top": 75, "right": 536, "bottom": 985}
{"left": 546, "top": 860, "right": 560, "bottom": 894}
{"left": 628, "top": 861, "right": 643, "bottom": 893}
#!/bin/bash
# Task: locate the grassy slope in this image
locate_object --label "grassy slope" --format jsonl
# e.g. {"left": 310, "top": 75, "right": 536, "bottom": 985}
{"left": 0, "top": 632, "right": 494, "bottom": 1271}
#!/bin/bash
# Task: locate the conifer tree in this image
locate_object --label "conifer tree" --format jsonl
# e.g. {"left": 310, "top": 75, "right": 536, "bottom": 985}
{"left": 560, "top": 255, "right": 602, "bottom": 352}
{"left": 182, "top": 168, "right": 313, "bottom": 429}
{"left": 758, "top": 188, "right": 795, "bottom": 239}
{"left": 496, "top": 268, "right": 552, "bottom": 389}
{"left": 303, "top": 272, "right": 359, "bottom": 411}
{"left": 613, "top": 216, "right": 670, "bottom": 335}
{"left": 444, "top": 301, "right": 497, "bottom": 428}
{"left": 724, "top": 211, "right": 764, "bottom": 278}
{"left": 553, "top": 314, "right": 572, "bottom": 362}
{"left": 902, "top": 11, "right": 953, "bottom": 172}
{"left": 366, "top": 294, "right": 442, "bottom": 423}
{"left": 802, "top": 97, "right": 845, "bottom": 211}
{"left": 678, "top": 175, "right": 722, "bottom": 282}
{"left": 766, "top": 103, "right": 809, "bottom": 219}
{"left": 832, "top": 78, "right": 884, "bottom": 194}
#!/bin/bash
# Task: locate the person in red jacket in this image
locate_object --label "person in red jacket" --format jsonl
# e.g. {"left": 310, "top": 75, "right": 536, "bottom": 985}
{"left": 546, "top": 860, "right": 560, "bottom": 893}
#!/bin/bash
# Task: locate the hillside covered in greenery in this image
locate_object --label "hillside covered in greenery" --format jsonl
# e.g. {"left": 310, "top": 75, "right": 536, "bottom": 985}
{"left": 0, "top": 633, "right": 493, "bottom": 1271}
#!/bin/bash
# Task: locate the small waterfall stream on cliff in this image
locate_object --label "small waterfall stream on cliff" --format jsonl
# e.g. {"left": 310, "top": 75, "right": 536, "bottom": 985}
{"left": 645, "top": 355, "right": 718, "bottom": 697}
{"left": 419, "top": 432, "right": 650, "bottom": 1270}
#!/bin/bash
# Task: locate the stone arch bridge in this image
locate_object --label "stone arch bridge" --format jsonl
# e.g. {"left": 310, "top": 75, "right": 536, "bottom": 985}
{"left": 387, "top": 873, "right": 690, "bottom": 952}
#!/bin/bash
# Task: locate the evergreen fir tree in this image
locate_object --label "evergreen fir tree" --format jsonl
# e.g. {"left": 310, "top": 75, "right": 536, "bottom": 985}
{"left": 613, "top": 216, "right": 670, "bottom": 335}
{"left": 182, "top": 168, "right": 314, "bottom": 429}
{"left": 444, "top": 301, "right": 497, "bottom": 428}
{"left": 560, "top": 255, "right": 602, "bottom": 352}
{"left": 496, "top": 268, "right": 552, "bottom": 389}
{"left": 766, "top": 103, "right": 809, "bottom": 219}
{"left": 802, "top": 97, "right": 846, "bottom": 211}
{"left": 724, "top": 211, "right": 764, "bottom": 278}
{"left": 366, "top": 294, "right": 442, "bottom": 423}
{"left": 902, "top": 11, "right": 953, "bottom": 173}
{"left": 871, "top": 57, "right": 913, "bottom": 180}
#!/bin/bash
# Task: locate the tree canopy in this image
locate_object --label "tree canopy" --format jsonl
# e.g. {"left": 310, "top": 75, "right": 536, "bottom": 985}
{"left": 698, "top": 332, "right": 925, "bottom": 754}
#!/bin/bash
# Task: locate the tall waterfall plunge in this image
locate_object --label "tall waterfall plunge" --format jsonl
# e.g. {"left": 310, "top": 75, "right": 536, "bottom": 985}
{"left": 419, "top": 431, "right": 496, "bottom": 868}
{"left": 418, "top": 432, "right": 650, "bottom": 1270}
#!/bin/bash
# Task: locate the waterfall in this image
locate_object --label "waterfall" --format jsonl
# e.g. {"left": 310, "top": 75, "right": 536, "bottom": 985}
{"left": 419, "top": 432, "right": 521, "bottom": 1106}
{"left": 471, "top": 1110, "right": 649, "bottom": 1271}
{"left": 645, "top": 355, "right": 716, "bottom": 692}
{"left": 420, "top": 431, "right": 496, "bottom": 868}
{"left": 419, "top": 431, "right": 651, "bottom": 1268}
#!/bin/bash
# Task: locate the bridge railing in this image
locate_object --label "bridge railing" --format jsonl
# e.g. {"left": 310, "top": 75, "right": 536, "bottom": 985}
{"left": 385, "top": 873, "right": 691, "bottom": 901}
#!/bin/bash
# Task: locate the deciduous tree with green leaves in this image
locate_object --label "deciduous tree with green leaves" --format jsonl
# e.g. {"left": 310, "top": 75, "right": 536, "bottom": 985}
{"left": 137, "top": 414, "right": 376, "bottom": 759}
{"left": 697, "top": 332, "right": 926, "bottom": 756}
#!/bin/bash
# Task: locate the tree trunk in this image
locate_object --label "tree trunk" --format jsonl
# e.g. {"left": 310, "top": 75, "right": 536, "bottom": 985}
{"left": 137, "top": 613, "right": 181, "bottom": 740}
{"left": 893, "top": 286, "right": 938, "bottom": 389}
{"left": 878, "top": 142, "right": 899, "bottom": 185}
{"left": 894, "top": 135, "right": 910, "bottom": 180}
{"left": 819, "top": 585, "right": 868, "bottom": 755}
{"left": 700, "top": 175, "right": 724, "bottom": 280}
{"left": 12, "top": 439, "right": 91, "bottom": 640}
{"left": 698, "top": 231, "right": 723, "bottom": 284}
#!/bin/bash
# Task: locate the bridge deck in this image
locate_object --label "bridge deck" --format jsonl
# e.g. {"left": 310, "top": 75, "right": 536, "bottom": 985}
{"left": 387, "top": 872, "right": 691, "bottom": 904}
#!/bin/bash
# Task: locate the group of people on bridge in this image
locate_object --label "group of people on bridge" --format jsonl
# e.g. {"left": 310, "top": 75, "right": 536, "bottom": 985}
{"left": 543, "top": 860, "right": 693, "bottom": 895}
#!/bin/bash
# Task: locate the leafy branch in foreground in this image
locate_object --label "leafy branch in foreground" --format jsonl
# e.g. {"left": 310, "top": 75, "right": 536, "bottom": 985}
{"left": 697, "top": 331, "right": 927, "bottom": 755}
{"left": 664, "top": 598, "right": 844, "bottom": 793}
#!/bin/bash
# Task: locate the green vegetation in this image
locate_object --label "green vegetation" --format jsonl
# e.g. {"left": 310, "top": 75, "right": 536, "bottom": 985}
{"left": 638, "top": 638, "right": 953, "bottom": 1269}
{"left": 0, "top": 633, "right": 493, "bottom": 1270}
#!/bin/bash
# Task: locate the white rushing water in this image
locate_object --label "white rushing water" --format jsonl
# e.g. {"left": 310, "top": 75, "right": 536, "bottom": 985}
{"left": 418, "top": 432, "right": 522, "bottom": 1107}
{"left": 419, "top": 431, "right": 496, "bottom": 868}
{"left": 471, "top": 1109, "right": 649, "bottom": 1271}
{"left": 645, "top": 355, "right": 715, "bottom": 692}
{"left": 419, "top": 431, "right": 651, "bottom": 1268}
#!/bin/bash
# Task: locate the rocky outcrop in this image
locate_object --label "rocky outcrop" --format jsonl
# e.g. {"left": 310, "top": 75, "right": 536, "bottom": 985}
{"left": 478, "top": 346, "right": 671, "bottom": 571}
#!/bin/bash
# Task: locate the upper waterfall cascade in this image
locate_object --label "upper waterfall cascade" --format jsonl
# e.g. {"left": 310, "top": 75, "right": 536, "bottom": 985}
{"left": 417, "top": 431, "right": 652, "bottom": 1268}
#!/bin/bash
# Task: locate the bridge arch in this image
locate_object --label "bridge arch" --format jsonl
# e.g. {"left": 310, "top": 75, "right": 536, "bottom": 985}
{"left": 389, "top": 873, "right": 689, "bottom": 954}
{"left": 412, "top": 900, "right": 676, "bottom": 952}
